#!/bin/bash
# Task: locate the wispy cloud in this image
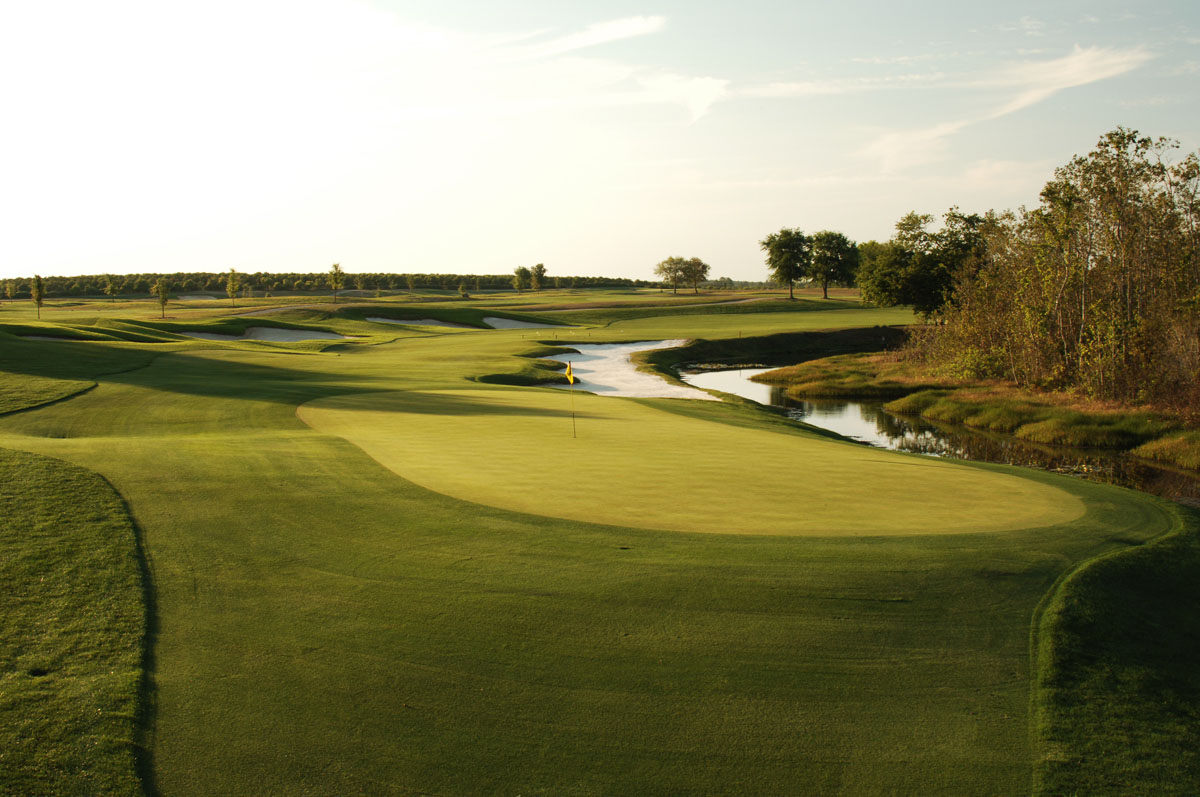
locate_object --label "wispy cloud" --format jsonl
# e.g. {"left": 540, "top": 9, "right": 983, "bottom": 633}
{"left": 513, "top": 16, "right": 666, "bottom": 60}
{"left": 850, "top": 54, "right": 939, "bottom": 65}
{"left": 860, "top": 45, "right": 1154, "bottom": 172}
{"left": 1167, "top": 60, "right": 1200, "bottom": 76}
{"left": 739, "top": 72, "right": 945, "bottom": 99}
{"left": 1019, "top": 16, "right": 1046, "bottom": 37}
{"left": 982, "top": 45, "right": 1154, "bottom": 117}
{"left": 860, "top": 121, "right": 973, "bottom": 174}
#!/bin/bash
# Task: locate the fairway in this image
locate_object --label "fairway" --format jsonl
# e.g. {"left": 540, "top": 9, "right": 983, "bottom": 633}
{"left": 0, "top": 293, "right": 1194, "bottom": 794}
{"left": 300, "top": 387, "right": 1084, "bottom": 535}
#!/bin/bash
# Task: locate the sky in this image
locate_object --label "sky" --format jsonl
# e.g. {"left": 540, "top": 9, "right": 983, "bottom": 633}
{"left": 2, "top": 1, "right": 1198, "bottom": 282}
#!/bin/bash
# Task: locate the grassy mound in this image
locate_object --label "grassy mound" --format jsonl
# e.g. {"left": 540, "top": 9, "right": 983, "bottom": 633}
{"left": 1132, "top": 431, "right": 1200, "bottom": 472}
{"left": 753, "top": 350, "right": 946, "bottom": 398}
{"left": 886, "top": 390, "right": 1180, "bottom": 448}
{"left": 299, "top": 386, "right": 1084, "bottom": 536}
{"left": 0, "top": 335, "right": 157, "bottom": 415}
{"left": 0, "top": 448, "right": 147, "bottom": 795}
{"left": 1034, "top": 501, "right": 1200, "bottom": 793}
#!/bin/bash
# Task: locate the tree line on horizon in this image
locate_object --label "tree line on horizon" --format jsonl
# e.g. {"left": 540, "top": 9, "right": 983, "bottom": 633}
{"left": 0, "top": 269, "right": 657, "bottom": 300}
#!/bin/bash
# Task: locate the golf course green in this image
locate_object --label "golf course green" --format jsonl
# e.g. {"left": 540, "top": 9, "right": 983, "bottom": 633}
{"left": 1, "top": 289, "right": 1195, "bottom": 794}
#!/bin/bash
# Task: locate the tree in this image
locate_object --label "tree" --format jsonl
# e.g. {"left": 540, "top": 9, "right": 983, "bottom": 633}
{"left": 103, "top": 276, "right": 117, "bottom": 302}
{"left": 809, "top": 231, "right": 859, "bottom": 299}
{"left": 530, "top": 263, "right": 546, "bottom": 291}
{"left": 654, "top": 256, "right": 688, "bottom": 294}
{"left": 758, "top": 229, "right": 816, "bottom": 300}
{"left": 154, "top": 277, "right": 169, "bottom": 318}
{"left": 513, "top": 266, "right": 531, "bottom": 293}
{"left": 681, "top": 257, "right": 711, "bottom": 293}
{"left": 3, "top": 280, "right": 13, "bottom": 302}
{"left": 329, "top": 263, "right": 345, "bottom": 303}
{"left": 226, "top": 269, "right": 241, "bottom": 307}
{"left": 458, "top": 281, "right": 469, "bottom": 299}
{"left": 856, "top": 210, "right": 987, "bottom": 317}
{"left": 760, "top": 228, "right": 812, "bottom": 299}
{"left": 919, "top": 128, "right": 1200, "bottom": 403}
{"left": 31, "top": 275, "right": 44, "bottom": 318}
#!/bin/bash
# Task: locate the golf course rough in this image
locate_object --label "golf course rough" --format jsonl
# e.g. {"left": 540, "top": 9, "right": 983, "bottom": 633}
{"left": 0, "top": 448, "right": 145, "bottom": 796}
{"left": 0, "top": 294, "right": 1193, "bottom": 794}
{"left": 298, "top": 387, "right": 1085, "bottom": 536}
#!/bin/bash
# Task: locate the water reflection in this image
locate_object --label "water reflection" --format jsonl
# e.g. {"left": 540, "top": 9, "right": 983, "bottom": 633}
{"left": 681, "top": 368, "right": 1200, "bottom": 506}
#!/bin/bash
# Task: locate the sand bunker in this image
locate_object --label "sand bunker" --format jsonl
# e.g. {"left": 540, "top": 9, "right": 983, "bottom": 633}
{"left": 482, "top": 317, "right": 565, "bottom": 329}
{"left": 181, "top": 327, "right": 351, "bottom": 342}
{"left": 547, "top": 340, "right": 717, "bottom": 401}
{"left": 365, "top": 317, "right": 478, "bottom": 329}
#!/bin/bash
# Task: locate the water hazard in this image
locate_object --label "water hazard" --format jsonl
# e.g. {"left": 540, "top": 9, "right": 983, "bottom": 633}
{"left": 681, "top": 367, "right": 1200, "bottom": 506}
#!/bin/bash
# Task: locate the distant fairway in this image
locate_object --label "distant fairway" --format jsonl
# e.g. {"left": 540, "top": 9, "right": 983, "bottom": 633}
{"left": 0, "top": 292, "right": 1194, "bottom": 794}
{"left": 591, "top": 305, "right": 917, "bottom": 340}
{"left": 300, "top": 387, "right": 1084, "bottom": 536}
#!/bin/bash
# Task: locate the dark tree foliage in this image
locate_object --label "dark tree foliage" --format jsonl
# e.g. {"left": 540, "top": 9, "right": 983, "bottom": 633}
{"left": 857, "top": 210, "right": 988, "bottom": 318}
{"left": 809, "top": 230, "right": 859, "bottom": 299}
{"left": 31, "top": 275, "right": 44, "bottom": 319}
{"left": 759, "top": 228, "right": 811, "bottom": 299}
{"left": 4, "top": 271, "right": 654, "bottom": 299}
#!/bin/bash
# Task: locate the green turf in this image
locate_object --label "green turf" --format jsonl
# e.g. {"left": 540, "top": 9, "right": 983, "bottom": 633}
{"left": 300, "top": 385, "right": 1083, "bottom": 536}
{"left": 0, "top": 295, "right": 1194, "bottom": 794}
{"left": 0, "top": 448, "right": 146, "bottom": 795}
{"left": 1033, "top": 500, "right": 1200, "bottom": 792}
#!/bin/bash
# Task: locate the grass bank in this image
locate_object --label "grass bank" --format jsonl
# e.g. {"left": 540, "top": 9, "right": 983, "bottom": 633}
{"left": 1033, "top": 498, "right": 1200, "bottom": 793}
{"left": 0, "top": 448, "right": 147, "bottom": 795}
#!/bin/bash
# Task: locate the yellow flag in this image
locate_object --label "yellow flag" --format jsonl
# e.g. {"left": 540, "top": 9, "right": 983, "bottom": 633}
{"left": 565, "top": 362, "right": 575, "bottom": 384}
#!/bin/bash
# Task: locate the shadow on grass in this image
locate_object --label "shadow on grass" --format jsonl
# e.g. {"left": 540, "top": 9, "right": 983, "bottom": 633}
{"left": 0, "top": 337, "right": 385, "bottom": 410}
{"left": 100, "top": 475, "right": 161, "bottom": 797}
{"left": 309, "top": 389, "right": 614, "bottom": 420}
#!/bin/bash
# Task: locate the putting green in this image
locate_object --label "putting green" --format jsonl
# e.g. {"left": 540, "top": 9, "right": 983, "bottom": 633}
{"left": 299, "top": 387, "right": 1084, "bottom": 536}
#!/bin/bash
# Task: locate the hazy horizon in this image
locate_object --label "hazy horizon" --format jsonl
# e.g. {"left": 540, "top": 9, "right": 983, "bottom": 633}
{"left": 3, "top": 0, "right": 1197, "bottom": 282}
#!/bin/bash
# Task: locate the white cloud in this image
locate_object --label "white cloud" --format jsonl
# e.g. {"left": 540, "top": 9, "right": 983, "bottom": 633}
{"left": 860, "top": 121, "right": 972, "bottom": 174}
{"left": 982, "top": 45, "right": 1154, "bottom": 117}
{"left": 859, "top": 46, "right": 1154, "bottom": 173}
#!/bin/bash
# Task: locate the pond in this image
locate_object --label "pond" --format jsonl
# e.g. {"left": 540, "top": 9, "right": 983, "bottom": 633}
{"left": 681, "top": 366, "right": 1200, "bottom": 507}
{"left": 547, "top": 340, "right": 718, "bottom": 401}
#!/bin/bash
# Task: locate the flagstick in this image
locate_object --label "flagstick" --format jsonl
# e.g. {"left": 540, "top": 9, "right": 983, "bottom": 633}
{"left": 568, "top": 361, "right": 577, "bottom": 439}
